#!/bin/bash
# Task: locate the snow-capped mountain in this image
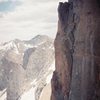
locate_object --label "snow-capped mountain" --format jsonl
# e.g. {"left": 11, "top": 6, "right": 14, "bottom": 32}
{"left": 0, "top": 35, "right": 55, "bottom": 100}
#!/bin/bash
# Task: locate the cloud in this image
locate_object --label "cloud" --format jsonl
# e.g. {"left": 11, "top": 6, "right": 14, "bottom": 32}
{"left": 0, "top": 0, "right": 67, "bottom": 43}
{"left": 0, "top": 0, "right": 21, "bottom": 12}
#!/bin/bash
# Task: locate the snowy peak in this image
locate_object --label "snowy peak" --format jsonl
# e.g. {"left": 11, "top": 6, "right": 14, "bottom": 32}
{"left": 25, "top": 35, "right": 53, "bottom": 46}
{"left": 0, "top": 40, "right": 20, "bottom": 54}
{"left": 0, "top": 35, "right": 53, "bottom": 54}
{"left": 0, "top": 35, "right": 54, "bottom": 100}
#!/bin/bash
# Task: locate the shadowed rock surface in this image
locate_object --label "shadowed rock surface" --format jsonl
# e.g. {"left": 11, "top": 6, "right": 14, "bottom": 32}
{"left": 51, "top": 0, "right": 100, "bottom": 100}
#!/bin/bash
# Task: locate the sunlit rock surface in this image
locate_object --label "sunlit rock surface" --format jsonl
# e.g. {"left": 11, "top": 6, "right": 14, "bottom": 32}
{"left": 0, "top": 35, "right": 55, "bottom": 100}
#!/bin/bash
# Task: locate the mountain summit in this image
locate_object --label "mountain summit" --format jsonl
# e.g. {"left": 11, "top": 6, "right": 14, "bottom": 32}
{"left": 0, "top": 35, "right": 55, "bottom": 100}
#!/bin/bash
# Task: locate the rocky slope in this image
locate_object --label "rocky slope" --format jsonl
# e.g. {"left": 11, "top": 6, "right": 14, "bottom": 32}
{"left": 51, "top": 0, "right": 100, "bottom": 100}
{"left": 0, "top": 35, "right": 55, "bottom": 100}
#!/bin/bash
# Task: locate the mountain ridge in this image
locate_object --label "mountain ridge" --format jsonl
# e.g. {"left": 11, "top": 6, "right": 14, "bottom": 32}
{"left": 0, "top": 35, "right": 55, "bottom": 100}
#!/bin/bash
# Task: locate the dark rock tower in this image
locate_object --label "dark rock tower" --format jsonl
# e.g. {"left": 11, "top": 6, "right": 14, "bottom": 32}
{"left": 51, "top": 0, "right": 100, "bottom": 100}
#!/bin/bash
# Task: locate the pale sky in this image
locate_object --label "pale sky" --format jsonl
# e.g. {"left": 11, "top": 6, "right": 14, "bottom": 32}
{"left": 0, "top": 0, "right": 67, "bottom": 43}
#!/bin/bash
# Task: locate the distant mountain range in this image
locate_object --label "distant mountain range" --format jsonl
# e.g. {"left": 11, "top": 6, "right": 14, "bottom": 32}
{"left": 0, "top": 35, "right": 55, "bottom": 100}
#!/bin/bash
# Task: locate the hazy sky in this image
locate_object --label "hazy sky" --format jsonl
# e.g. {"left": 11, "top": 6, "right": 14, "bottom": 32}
{"left": 0, "top": 0, "right": 67, "bottom": 43}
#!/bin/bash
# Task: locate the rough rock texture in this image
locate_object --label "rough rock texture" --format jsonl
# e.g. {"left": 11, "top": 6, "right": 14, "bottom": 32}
{"left": 51, "top": 0, "right": 100, "bottom": 100}
{"left": 0, "top": 35, "right": 54, "bottom": 100}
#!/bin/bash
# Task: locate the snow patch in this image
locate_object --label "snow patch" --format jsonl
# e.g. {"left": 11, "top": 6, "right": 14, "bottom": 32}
{"left": 49, "top": 61, "right": 55, "bottom": 71}
{"left": 20, "top": 87, "right": 36, "bottom": 100}
{"left": 49, "top": 44, "right": 54, "bottom": 50}
{"left": 0, "top": 41, "right": 20, "bottom": 54}
{"left": 0, "top": 41, "right": 14, "bottom": 50}
{"left": 46, "top": 61, "right": 55, "bottom": 84}
{"left": 46, "top": 74, "right": 53, "bottom": 84}
{"left": 0, "top": 89, "right": 7, "bottom": 100}
{"left": 24, "top": 44, "right": 33, "bottom": 48}
{"left": 24, "top": 44, "right": 34, "bottom": 52}
{"left": 30, "top": 79, "right": 37, "bottom": 85}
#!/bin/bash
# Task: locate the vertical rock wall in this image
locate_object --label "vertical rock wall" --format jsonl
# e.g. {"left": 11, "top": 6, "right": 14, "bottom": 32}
{"left": 51, "top": 0, "right": 100, "bottom": 100}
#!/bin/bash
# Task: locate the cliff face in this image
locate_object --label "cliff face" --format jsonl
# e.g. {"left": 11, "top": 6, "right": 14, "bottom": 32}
{"left": 51, "top": 0, "right": 100, "bottom": 100}
{"left": 0, "top": 35, "right": 54, "bottom": 100}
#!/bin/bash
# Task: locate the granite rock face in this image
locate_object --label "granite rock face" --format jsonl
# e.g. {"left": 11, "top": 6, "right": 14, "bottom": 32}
{"left": 0, "top": 35, "right": 55, "bottom": 100}
{"left": 51, "top": 0, "right": 100, "bottom": 100}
